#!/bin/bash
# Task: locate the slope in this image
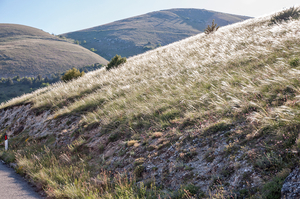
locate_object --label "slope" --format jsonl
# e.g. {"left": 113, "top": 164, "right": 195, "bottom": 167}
{"left": 1, "top": 7, "right": 300, "bottom": 198}
{"left": 62, "top": 8, "right": 251, "bottom": 60}
{"left": 0, "top": 24, "right": 108, "bottom": 78}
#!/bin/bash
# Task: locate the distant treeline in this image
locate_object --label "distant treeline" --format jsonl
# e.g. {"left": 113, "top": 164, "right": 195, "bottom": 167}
{"left": 0, "top": 63, "right": 104, "bottom": 87}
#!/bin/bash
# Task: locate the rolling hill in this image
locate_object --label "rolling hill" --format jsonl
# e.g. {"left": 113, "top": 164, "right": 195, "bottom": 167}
{"left": 62, "top": 8, "right": 251, "bottom": 60}
{"left": 0, "top": 24, "right": 108, "bottom": 78}
{"left": 2, "top": 7, "right": 300, "bottom": 198}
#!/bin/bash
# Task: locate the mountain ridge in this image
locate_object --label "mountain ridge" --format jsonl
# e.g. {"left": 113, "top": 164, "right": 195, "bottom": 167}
{"left": 62, "top": 8, "right": 251, "bottom": 60}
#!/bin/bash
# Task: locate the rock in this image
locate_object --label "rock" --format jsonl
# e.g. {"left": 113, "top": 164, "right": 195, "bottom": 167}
{"left": 281, "top": 168, "right": 300, "bottom": 199}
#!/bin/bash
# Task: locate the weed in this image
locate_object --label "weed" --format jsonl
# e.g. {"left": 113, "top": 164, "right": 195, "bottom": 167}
{"left": 255, "top": 151, "right": 283, "bottom": 171}
{"left": 205, "top": 19, "right": 220, "bottom": 34}
{"left": 134, "top": 165, "right": 145, "bottom": 177}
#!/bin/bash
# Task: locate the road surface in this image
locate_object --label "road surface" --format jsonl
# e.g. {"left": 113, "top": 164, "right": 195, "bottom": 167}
{"left": 0, "top": 161, "right": 41, "bottom": 199}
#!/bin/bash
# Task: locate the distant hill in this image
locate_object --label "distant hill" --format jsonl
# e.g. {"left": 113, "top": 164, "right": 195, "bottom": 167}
{"left": 61, "top": 8, "right": 251, "bottom": 60}
{"left": 0, "top": 24, "right": 108, "bottom": 78}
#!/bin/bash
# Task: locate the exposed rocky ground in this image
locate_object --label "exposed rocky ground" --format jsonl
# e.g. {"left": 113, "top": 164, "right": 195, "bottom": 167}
{"left": 0, "top": 104, "right": 284, "bottom": 197}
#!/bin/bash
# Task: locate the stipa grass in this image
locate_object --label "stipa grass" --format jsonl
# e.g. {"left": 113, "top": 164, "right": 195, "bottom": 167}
{"left": 2, "top": 8, "right": 300, "bottom": 131}
{"left": 13, "top": 146, "right": 200, "bottom": 199}
{"left": 2, "top": 6, "right": 300, "bottom": 199}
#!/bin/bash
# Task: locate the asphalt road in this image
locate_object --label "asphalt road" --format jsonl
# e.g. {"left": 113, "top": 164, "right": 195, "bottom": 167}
{"left": 0, "top": 161, "right": 41, "bottom": 199}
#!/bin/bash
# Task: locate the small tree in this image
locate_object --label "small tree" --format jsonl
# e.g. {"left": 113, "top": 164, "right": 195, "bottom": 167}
{"left": 106, "top": 54, "right": 127, "bottom": 70}
{"left": 204, "top": 19, "right": 220, "bottom": 34}
{"left": 61, "top": 68, "right": 85, "bottom": 82}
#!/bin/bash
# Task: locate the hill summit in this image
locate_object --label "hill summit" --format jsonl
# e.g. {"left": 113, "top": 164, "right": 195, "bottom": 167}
{"left": 0, "top": 24, "right": 108, "bottom": 78}
{"left": 62, "top": 8, "right": 251, "bottom": 60}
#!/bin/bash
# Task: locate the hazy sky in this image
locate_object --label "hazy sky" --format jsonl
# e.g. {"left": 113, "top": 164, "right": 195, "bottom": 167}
{"left": 0, "top": 0, "right": 299, "bottom": 34}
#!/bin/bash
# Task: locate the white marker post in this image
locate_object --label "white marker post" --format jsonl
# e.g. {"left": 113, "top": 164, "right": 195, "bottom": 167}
{"left": 5, "top": 134, "right": 8, "bottom": 151}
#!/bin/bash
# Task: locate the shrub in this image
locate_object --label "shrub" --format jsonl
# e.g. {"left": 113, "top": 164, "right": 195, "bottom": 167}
{"left": 262, "top": 168, "right": 290, "bottom": 199}
{"left": 106, "top": 54, "right": 127, "bottom": 70}
{"left": 61, "top": 68, "right": 85, "bottom": 82}
{"left": 134, "top": 165, "right": 145, "bottom": 177}
{"left": 270, "top": 6, "right": 300, "bottom": 25}
{"left": 20, "top": 77, "right": 33, "bottom": 85}
{"left": 6, "top": 78, "right": 14, "bottom": 86}
{"left": 289, "top": 57, "right": 299, "bottom": 67}
{"left": 204, "top": 19, "right": 220, "bottom": 34}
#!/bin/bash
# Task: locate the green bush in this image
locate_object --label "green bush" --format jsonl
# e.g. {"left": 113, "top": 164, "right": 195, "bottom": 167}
{"left": 106, "top": 54, "right": 127, "bottom": 70}
{"left": 270, "top": 6, "right": 300, "bottom": 25}
{"left": 262, "top": 169, "right": 290, "bottom": 199}
{"left": 204, "top": 19, "right": 220, "bottom": 34}
{"left": 61, "top": 68, "right": 85, "bottom": 82}
{"left": 289, "top": 57, "right": 300, "bottom": 67}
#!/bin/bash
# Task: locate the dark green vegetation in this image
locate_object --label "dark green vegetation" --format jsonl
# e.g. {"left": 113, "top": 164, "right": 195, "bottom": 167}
{"left": 61, "top": 68, "right": 85, "bottom": 82}
{"left": 270, "top": 6, "right": 300, "bottom": 25}
{"left": 106, "top": 55, "right": 127, "bottom": 70}
{"left": 0, "top": 63, "right": 104, "bottom": 104}
{"left": 0, "top": 24, "right": 108, "bottom": 78}
{"left": 0, "top": 75, "right": 57, "bottom": 104}
{"left": 62, "top": 8, "right": 251, "bottom": 60}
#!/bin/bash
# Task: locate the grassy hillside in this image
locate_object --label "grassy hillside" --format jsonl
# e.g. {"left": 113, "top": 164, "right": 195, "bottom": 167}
{"left": 0, "top": 24, "right": 108, "bottom": 78}
{"left": 62, "top": 8, "right": 251, "bottom": 60}
{"left": 1, "top": 7, "right": 300, "bottom": 198}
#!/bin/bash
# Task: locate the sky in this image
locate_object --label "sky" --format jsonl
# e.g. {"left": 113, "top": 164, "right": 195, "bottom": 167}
{"left": 0, "top": 0, "right": 299, "bottom": 35}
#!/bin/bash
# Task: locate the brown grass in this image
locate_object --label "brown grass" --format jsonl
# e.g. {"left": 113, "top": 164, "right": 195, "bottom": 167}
{"left": 0, "top": 24, "right": 108, "bottom": 78}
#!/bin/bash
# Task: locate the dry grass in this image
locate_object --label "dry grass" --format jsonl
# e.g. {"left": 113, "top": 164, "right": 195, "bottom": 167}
{"left": 2, "top": 8, "right": 300, "bottom": 130}
{"left": 2, "top": 8, "right": 300, "bottom": 198}
{"left": 0, "top": 24, "right": 108, "bottom": 78}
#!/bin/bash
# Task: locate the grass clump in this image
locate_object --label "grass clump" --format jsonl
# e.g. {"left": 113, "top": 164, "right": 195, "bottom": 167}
{"left": 127, "top": 140, "right": 139, "bottom": 147}
{"left": 261, "top": 168, "right": 290, "bottom": 199}
{"left": 152, "top": 132, "right": 163, "bottom": 138}
{"left": 0, "top": 150, "right": 16, "bottom": 163}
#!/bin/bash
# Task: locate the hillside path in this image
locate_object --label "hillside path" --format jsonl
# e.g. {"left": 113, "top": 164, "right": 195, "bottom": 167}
{"left": 0, "top": 161, "right": 41, "bottom": 199}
